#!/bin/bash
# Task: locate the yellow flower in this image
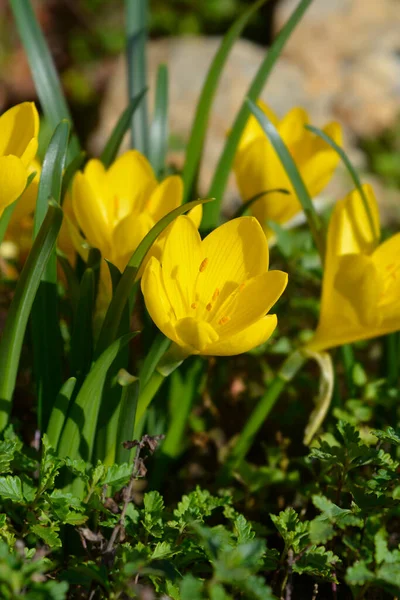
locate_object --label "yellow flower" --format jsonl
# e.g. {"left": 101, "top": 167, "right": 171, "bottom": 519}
{"left": 234, "top": 101, "right": 342, "bottom": 235}
{"left": 5, "top": 160, "right": 41, "bottom": 259}
{"left": 141, "top": 216, "right": 288, "bottom": 356}
{"left": 0, "top": 102, "right": 39, "bottom": 214}
{"left": 307, "top": 184, "right": 400, "bottom": 351}
{"left": 70, "top": 150, "right": 201, "bottom": 272}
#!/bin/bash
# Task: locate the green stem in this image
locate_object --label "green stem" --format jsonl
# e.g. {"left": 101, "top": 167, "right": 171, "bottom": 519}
{"left": 219, "top": 350, "right": 306, "bottom": 481}
{"left": 385, "top": 333, "right": 399, "bottom": 388}
{"left": 341, "top": 344, "right": 355, "bottom": 396}
{"left": 133, "top": 371, "right": 165, "bottom": 439}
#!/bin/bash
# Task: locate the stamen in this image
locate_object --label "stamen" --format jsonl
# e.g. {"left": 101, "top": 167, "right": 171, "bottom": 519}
{"left": 239, "top": 283, "right": 246, "bottom": 292}
{"left": 212, "top": 288, "right": 220, "bottom": 301}
{"left": 199, "top": 258, "right": 209, "bottom": 272}
{"left": 191, "top": 302, "right": 198, "bottom": 309}
{"left": 206, "top": 303, "right": 212, "bottom": 312}
{"left": 218, "top": 316, "right": 231, "bottom": 325}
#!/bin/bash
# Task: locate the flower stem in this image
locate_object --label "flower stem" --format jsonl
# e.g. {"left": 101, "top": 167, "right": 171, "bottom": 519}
{"left": 134, "top": 370, "right": 165, "bottom": 438}
{"left": 219, "top": 350, "right": 306, "bottom": 482}
{"left": 340, "top": 344, "right": 355, "bottom": 396}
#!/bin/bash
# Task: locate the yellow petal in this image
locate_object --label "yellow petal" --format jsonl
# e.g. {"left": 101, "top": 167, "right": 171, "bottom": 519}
{"left": 331, "top": 184, "right": 379, "bottom": 257}
{"left": 372, "top": 233, "right": 400, "bottom": 310}
{"left": 203, "top": 314, "right": 277, "bottom": 356}
{"left": 161, "top": 216, "right": 202, "bottom": 319}
{"left": 0, "top": 155, "right": 27, "bottom": 212}
{"left": 112, "top": 211, "right": 154, "bottom": 272}
{"left": 106, "top": 150, "right": 157, "bottom": 220}
{"left": 234, "top": 137, "right": 300, "bottom": 226}
{"left": 10, "top": 159, "right": 41, "bottom": 223}
{"left": 0, "top": 103, "right": 39, "bottom": 166}
{"left": 71, "top": 171, "right": 112, "bottom": 255}
{"left": 187, "top": 204, "right": 203, "bottom": 229}
{"left": 175, "top": 317, "right": 219, "bottom": 354}
{"left": 196, "top": 217, "right": 269, "bottom": 308}
{"left": 238, "top": 100, "right": 279, "bottom": 151}
{"left": 141, "top": 256, "right": 178, "bottom": 341}
{"left": 279, "top": 107, "right": 309, "bottom": 145}
{"left": 334, "top": 254, "right": 381, "bottom": 328}
{"left": 211, "top": 270, "right": 287, "bottom": 336}
{"left": 145, "top": 175, "right": 183, "bottom": 222}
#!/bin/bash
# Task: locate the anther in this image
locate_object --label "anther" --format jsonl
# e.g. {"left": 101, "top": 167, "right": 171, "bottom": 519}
{"left": 191, "top": 302, "right": 198, "bottom": 309}
{"left": 218, "top": 316, "right": 230, "bottom": 325}
{"left": 206, "top": 303, "right": 212, "bottom": 312}
{"left": 212, "top": 288, "right": 220, "bottom": 301}
{"left": 199, "top": 258, "right": 209, "bottom": 272}
{"left": 239, "top": 283, "right": 246, "bottom": 292}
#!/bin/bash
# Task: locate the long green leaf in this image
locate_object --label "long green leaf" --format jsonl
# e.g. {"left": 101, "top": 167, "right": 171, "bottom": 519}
{"left": 61, "top": 152, "right": 86, "bottom": 199}
{"left": 95, "top": 197, "right": 212, "bottom": 357}
{"left": 139, "top": 332, "right": 171, "bottom": 388}
{"left": 202, "top": 0, "right": 314, "bottom": 228}
{"left": 182, "top": 0, "right": 268, "bottom": 202}
{"left": 305, "top": 124, "right": 379, "bottom": 242}
{"left": 100, "top": 89, "right": 148, "bottom": 168}
{"left": 31, "top": 121, "right": 70, "bottom": 431}
{"left": 57, "top": 334, "right": 134, "bottom": 464}
{"left": 115, "top": 373, "right": 140, "bottom": 464}
{"left": 9, "top": 0, "right": 80, "bottom": 158}
{"left": 149, "top": 65, "right": 169, "bottom": 177}
{"left": 247, "top": 99, "right": 325, "bottom": 258}
{"left": 126, "top": 0, "right": 149, "bottom": 155}
{"left": 46, "top": 377, "right": 77, "bottom": 450}
{"left": 69, "top": 269, "right": 95, "bottom": 382}
{"left": 0, "top": 201, "right": 63, "bottom": 430}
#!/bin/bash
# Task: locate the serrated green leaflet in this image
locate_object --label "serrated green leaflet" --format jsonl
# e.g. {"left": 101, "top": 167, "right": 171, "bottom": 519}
{"left": 149, "top": 65, "right": 169, "bottom": 177}
{"left": 9, "top": 0, "right": 80, "bottom": 158}
{"left": 95, "top": 197, "right": 212, "bottom": 357}
{"left": 0, "top": 202, "right": 63, "bottom": 431}
{"left": 57, "top": 334, "right": 134, "bottom": 465}
{"left": 305, "top": 124, "right": 379, "bottom": 243}
{"left": 100, "top": 89, "right": 148, "bottom": 168}
{"left": 126, "top": 0, "right": 149, "bottom": 155}
{"left": 182, "top": 0, "right": 269, "bottom": 203}
{"left": 247, "top": 99, "right": 325, "bottom": 258}
{"left": 202, "top": 0, "right": 314, "bottom": 228}
{"left": 46, "top": 378, "right": 77, "bottom": 450}
{"left": 31, "top": 120, "right": 70, "bottom": 431}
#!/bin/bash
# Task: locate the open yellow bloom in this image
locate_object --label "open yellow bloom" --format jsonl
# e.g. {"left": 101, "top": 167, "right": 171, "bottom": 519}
{"left": 141, "top": 216, "right": 288, "bottom": 356}
{"left": 0, "top": 102, "right": 39, "bottom": 214}
{"left": 307, "top": 184, "right": 400, "bottom": 351}
{"left": 234, "top": 101, "right": 342, "bottom": 235}
{"left": 71, "top": 150, "right": 201, "bottom": 272}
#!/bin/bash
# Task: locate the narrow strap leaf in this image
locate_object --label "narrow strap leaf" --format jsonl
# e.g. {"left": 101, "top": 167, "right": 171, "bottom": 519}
{"left": 203, "top": 0, "right": 314, "bottom": 228}
{"left": 46, "top": 377, "right": 77, "bottom": 450}
{"left": 182, "top": 0, "right": 269, "bottom": 203}
{"left": 305, "top": 124, "right": 379, "bottom": 243}
{"left": 126, "top": 0, "right": 149, "bottom": 155}
{"left": 149, "top": 65, "right": 169, "bottom": 177}
{"left": 9, "top": 0, "right": 80, "bottom": 158}
{"left": 0, "top": 201, "right": 63, "bottom": 430}
{"left": 100, "top": 89, "right": 148, "bottom": 168}
{"left": 247, "top": 99, "right": 325, "bottom": 258}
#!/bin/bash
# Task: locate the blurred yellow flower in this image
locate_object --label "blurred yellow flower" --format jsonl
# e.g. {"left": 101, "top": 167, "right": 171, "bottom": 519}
{"left": 141, "top": 216, "right": 288, "bottom": 356}
{"left": 0, "top": 102, "right": 39, "bottom": 214}
{"left": 234, "top": 101, "right": 342, "bottom": 235}
{"left": 307, "top": 184, "right": 400, "bottom": 351}
{"left": 70, "top": 150, "right": 201, "bottom": 272}
{"left": 5, "top": 160, "right": 41, "bottom": 259}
